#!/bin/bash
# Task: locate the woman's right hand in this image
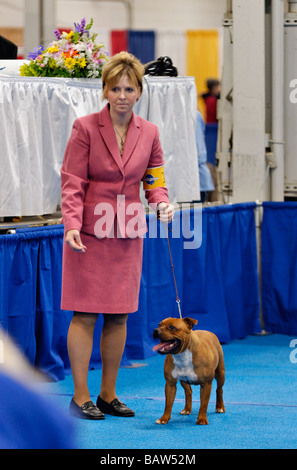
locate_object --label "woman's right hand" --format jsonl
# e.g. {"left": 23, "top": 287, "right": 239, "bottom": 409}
{"left": 65, "top": 229, "right": 87, "bottom": 253}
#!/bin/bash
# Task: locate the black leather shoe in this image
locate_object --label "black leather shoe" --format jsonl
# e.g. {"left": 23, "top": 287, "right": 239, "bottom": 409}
{"left": 96, "top": 396, "right": 135, "bottom": 417}
{"left": 69, "top": 398, "right": 105, "bottom": 420}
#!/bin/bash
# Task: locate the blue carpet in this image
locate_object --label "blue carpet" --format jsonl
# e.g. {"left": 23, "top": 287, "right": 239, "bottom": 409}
{"left": 38, "top": 334, "right": 297, "bottom": 449}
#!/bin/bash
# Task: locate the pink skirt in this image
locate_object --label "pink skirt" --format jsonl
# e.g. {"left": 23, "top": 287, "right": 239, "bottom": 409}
{"left": 61, "top": 231, "right": 143, "bottom": 314}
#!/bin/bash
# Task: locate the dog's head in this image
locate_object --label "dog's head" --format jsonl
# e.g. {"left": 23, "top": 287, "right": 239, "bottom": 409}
{"left": 153, "top": 317, "right": 198, "bottom": 355}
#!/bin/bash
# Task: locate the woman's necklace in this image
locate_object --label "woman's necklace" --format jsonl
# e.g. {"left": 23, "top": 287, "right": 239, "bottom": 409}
{"left": 113, "top": 124, "right": 129, "bottom": 156}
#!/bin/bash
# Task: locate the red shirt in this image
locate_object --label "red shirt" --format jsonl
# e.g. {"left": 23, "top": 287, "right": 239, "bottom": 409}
{"left": 202, "top": 93, "right": 218, "bottom": 123}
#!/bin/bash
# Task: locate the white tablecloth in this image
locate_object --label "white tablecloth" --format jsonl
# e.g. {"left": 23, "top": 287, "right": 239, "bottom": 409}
{"left": 0, "top": 75, "right": 199, "bottom": 216}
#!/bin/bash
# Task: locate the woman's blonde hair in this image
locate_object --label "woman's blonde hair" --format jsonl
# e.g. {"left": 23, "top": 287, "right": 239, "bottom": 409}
{"left": 102, "top": 51, "right": 145, "bottom": 101}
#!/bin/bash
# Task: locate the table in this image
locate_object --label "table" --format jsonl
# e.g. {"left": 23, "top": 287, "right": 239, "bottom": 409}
{"left": 0, "top": 75, "right": 200, "bottom": 217}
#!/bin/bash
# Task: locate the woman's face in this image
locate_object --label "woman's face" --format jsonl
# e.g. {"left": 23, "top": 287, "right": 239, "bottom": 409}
{"left": 106, "top": 74, "right": 140, "bottom": 116}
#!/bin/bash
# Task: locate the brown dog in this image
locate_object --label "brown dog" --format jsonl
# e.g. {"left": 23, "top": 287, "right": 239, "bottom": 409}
{"left": 153, "top": 317, "right": 225, "bottom": 425}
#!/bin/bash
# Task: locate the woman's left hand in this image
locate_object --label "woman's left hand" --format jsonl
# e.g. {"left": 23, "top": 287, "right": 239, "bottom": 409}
{"left": 157, "top": 202, "right": 175, "bottom": 224}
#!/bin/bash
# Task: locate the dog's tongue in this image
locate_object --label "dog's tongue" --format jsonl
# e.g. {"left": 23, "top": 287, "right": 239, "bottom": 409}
{"left": 153, "top": 342, "right": 169, "bottom": 352}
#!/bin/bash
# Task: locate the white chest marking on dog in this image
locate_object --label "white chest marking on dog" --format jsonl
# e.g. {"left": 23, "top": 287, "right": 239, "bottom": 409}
{"left": 172, "top": 350, "right": 198, "bottom": 384}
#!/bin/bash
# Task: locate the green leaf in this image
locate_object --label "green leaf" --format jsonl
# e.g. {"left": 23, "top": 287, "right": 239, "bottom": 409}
{"left": 73, "top": 31, "right": 79, "bottom": 43}
{"left": 86, "top": 18, "right": 93, "bottom": 30}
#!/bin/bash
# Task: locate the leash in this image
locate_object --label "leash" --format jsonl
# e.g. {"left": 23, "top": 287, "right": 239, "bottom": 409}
{"left": 166, "top": 224, "right": 182, "bottom": 319}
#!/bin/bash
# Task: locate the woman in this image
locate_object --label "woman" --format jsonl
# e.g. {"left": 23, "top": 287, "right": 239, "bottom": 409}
{"left": 61, "top": 51, "right": 174, "bottom": 420}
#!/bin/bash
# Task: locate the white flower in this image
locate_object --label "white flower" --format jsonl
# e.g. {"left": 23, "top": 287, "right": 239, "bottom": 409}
{"left": 56, "top": 57, "right": 64, "bottom": 67}
{"left": 75, "top": 44, "right": 87, "bottom": 53}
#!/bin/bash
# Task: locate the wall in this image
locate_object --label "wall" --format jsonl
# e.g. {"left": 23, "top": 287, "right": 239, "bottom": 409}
{"left": 56, "top": 0, "right": 226, "bottom": 30}
{"left": 0, "top": 0, "right": 226, "bottom": 30}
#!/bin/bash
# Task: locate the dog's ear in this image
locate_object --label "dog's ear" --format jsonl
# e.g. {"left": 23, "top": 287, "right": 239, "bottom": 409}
{"left": 183, "top": 317, "right": 198, "bottom": 330}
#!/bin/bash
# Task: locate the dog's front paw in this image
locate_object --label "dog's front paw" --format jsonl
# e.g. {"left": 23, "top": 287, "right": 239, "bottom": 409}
{"left": 196, "top": 416, "right": 209, "bottom": 425}
{"left": 155, "top": 416, "right": 170, "bottom": 425}
{"left": 215, "top": 407, "right": 225, "bottom": 414}
{"left": 180, "top": 409, "right": 191, "bottom": 415}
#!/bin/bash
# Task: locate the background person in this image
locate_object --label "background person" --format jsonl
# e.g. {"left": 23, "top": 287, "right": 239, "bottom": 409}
{"left": 0, "top": 331, "right": 75, "bottom": 449}
{"left": 201, "top": 78, "right": 220, "bottom": 123}
{"left": 195, "top": 110, "right": 215, "bottom": 203}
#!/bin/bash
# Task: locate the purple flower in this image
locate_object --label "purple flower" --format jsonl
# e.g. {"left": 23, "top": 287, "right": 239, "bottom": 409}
{"left": 27, "top": 45, "right": 44, "bottom": 60}
{"left": 74, "top": 18, "right": 84, "bottom": 34}
{"left": 74, "top": 21, "right": 80, "bottom": 34}
{"left": 54, "top": 29, "right": 61, "bottom": 40}
{"left": 74, "top": 18, "right": 89, "bottom": 37}
{"left": 80, "top": 17, "right": 86, "bottom": 33}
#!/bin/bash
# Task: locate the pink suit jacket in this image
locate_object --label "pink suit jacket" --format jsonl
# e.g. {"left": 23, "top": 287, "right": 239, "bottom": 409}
{"left": 61, "top": 104, "right": 170, "bottom": 238}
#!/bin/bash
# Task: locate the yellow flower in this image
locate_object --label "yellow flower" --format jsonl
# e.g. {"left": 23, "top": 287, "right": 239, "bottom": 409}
{"left": 66, "top": 31, "right": 74, "bottom": 40}
{"left": 47, "top": 45, "right": 59, "bottom": 54}
{"left": 64, "top": 57, "right": 76, "bottom": 69}
{"left": 48, "top": 58, "right": 56, "bottom": 68}
{"left": 77, "top": 57, "right": 87, "bottom": 68}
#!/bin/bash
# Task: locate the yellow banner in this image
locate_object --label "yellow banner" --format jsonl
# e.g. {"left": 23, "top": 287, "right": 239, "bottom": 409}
{"left": 186, "top": 30, "right": 219, "bottom": 120}
{"left": 143, "top": 166, "right": 166, "bottom": 190}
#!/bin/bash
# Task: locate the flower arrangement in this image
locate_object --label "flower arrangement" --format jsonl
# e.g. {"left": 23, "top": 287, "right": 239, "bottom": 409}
{"left": 20, "top": 18, "right": 108, "bottom": 78}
